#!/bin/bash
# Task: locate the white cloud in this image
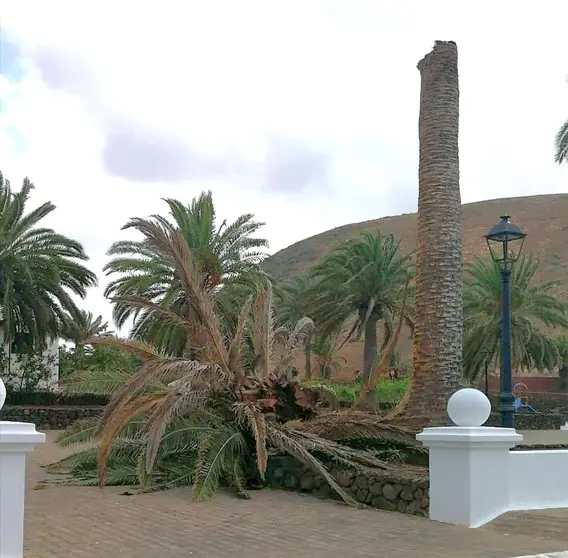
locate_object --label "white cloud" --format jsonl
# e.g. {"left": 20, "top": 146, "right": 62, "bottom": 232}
{"left": 1, "top": 0, "right": 567, "bottom": 327}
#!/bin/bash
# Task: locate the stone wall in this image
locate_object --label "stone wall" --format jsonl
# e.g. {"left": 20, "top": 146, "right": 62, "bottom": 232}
{"left": 486, "top": 412, "right": 564, "bottom": 430}
{"left": 266, "top": 455, "right": 429, "bottom": 516}
{"left": 523, "top": 393, "right": 568, "bottom": 413}
{"left": 0, "top": 405, "right": 103, "bottom": 429}
{"left": 488, "top": 393, "right": 568, "bottom": 414}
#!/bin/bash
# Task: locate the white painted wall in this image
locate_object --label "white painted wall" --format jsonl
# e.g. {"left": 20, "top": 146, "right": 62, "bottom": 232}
{"left": 0, "top": 376, "right": 46, "bottom": 557}
{"left": 509, "top": 450, "right": 568, "bottom": 511}
{"left": 0, "top": 330, "right": 59, "bottom": 391}
{"left": 418, "top": 388, "right": 568, "bottom": 528}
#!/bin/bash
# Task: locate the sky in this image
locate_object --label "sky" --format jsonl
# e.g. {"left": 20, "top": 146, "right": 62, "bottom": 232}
{"left": 1, "top": 0, "right": 567, "bottom": 330}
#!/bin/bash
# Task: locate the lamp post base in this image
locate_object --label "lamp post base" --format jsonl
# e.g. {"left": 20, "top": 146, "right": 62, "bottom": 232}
{"left": 499, "top": 391, "right": 515, "bottom": 429}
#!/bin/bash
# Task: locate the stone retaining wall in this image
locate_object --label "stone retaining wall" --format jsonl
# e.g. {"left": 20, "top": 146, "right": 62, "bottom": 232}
{"left": 0, "top": 405, "right": 104, "bottom": 430}
{"left": 266, "top": 455, "right": 429, "bottom": 516}
{"left": 486, "top": 412, "right": 564, "bottom": 430}
{"left": 488, "top": 393, "right": 568, "bottom": 415}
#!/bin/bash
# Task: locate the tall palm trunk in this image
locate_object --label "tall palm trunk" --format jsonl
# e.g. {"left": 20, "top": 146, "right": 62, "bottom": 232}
{"left": 407, "top": 41, "right": 462, "bottom": 422}
{"left": 362, "top": 315, "right": 379, "bottom": 409}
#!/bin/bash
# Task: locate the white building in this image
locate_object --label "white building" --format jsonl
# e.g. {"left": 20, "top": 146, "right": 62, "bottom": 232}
{"left": 0, "top": 329, "right": 59, "bottom": 391}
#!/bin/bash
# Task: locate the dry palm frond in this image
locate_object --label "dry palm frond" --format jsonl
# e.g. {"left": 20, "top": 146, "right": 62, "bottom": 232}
{"left": 296, "top": 410, "right": 418, "bottom": 445}
{"left": 97, "top": 393, "right": 166, "bottom": 487}
{"left": 280, "top": 427, "right": 389, "bottom": 470}
{"left": 274, "top": 316, "right": 314, "bottom": 375}
{"left": 300, "top": 383, "right": 339, "bottom": 410}
{"left": 252, "top": 283, "right": 275, "bottom": 378}
{"left": 142, "top": 386, "right": 216, "bottom": 479}
{"left": 94, "top": 358, "right": 211, "bottom": 441}
{"left": 266, "top": 423, "right": 359, "bottom": 507}
{"left": 143, "top": 392, "right": 178, "bottom": 477}
{"left": 169, "top": 231, "right": 229, "bottom": 369}
{"left": 132, "top": 221, "right": 229, "bottom": 370}
{"left": 228, "top": 294, "right": 253, "bottom": 382}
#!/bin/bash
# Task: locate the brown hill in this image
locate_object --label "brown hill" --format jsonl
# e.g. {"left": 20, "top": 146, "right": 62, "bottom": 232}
{"left": 263, "top": 194, "right": 568, "bottom": 377}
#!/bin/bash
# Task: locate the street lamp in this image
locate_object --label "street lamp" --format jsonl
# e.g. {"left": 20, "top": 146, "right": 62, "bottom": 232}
{"left": 483, "top": 353, "right": 490, "bottom": 397}
{"left": 485, "top": 215, "right": 527, "bottom": 428}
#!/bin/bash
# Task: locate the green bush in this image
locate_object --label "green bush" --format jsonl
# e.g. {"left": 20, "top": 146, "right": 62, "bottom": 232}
{"left": 301, "top": 378, "right": 408, "bottom": 407}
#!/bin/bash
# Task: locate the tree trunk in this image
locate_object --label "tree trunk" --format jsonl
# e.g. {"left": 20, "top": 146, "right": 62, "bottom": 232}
{"left": 304, "top": 331, "right": 312, "bottom": 379}
{"left": 362, "top": 315, "right": 379, "bottom": 409}
{"left": 407, "top": 41, "right": 462, "bottom": 423}
{"left": 560, "top": 364, "right": 568, "bottom": 391}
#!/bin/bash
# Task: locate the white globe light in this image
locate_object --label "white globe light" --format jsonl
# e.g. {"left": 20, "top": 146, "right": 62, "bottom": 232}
{"left": 0, "top": 377, "right": 5, "bottom": 411}
{"left": 447, "top": 388, "right": 491, "bottom": 427}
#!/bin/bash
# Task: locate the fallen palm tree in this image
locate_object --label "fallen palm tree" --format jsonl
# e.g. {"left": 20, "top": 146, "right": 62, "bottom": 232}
{"left": 50, "top": 224, "right": 412, "bottom": 506}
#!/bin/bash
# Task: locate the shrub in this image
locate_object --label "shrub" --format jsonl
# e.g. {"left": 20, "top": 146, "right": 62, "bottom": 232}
{"left": 301, "top": 378, "right": 408, "bottom": 407}
{"left": 0, "top": 347, "right": 56, "bottom": 391}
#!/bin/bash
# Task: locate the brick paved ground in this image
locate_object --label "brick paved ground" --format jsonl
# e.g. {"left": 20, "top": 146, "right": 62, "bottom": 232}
{"left": 23, "top": 432, "right": 568, "bottom": 558}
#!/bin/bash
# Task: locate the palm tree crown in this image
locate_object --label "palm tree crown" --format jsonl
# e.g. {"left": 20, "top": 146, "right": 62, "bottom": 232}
{"left": 554, "top": 118, "right": 568, "bottom": 164}
{"left": 104, "top": 191, "right": 268, "bottom": 353}
{"left": 307, "top": 232, "right": 413, "bottom": 391}
{"left": 0, "top": 172, "right": 97, "bottom": 349}
{"left": 61, "top": 310, "right": 112, "bottom": 345}
{"left": 463, "top": 255, "right": 568, "bottom": 382}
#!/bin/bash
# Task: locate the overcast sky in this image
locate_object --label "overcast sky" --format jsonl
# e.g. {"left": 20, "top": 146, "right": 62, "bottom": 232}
{"left": 1, "top": 0, "right": 567, "bottom": 329}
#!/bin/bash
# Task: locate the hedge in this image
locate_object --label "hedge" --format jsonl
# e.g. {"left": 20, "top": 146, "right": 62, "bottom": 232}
{"left": 4, "top": 390, "right": 109, "bottom": 407}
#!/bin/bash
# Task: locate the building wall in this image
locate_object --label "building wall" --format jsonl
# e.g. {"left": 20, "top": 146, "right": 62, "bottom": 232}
{"left": 0, "top": 330, "right": 59, "bottom": 391}
{"left": 480, "top": 374, "right": 562, "bottom": 393}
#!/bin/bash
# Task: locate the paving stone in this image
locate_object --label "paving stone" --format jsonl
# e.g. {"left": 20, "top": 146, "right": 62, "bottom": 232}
{"left": 21, "top": 431, "right": 568, "bottom": 558}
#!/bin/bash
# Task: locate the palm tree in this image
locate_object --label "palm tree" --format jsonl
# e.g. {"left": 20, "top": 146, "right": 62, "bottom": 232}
{"left": 50, "top": 223, "right": 401, "bottom": 502}
{"left": 554, "top": 78, "right": 567, "bottom": 164}
{"left": 554, "top": 119, "right": 568, "bottom": 164}
{"left": 0, "top": 172, "right": 97, "bottom": 351}
{"left": 463, "top": 255, "right": 568, "bottom": 383}
{"left": 61, "top": 310, "right": 113, "bottom": 366}
{"left": 311, "top": 331, "right": 346, "bottom": 380}
{"left": 307, "top": 232, "right": 413, "bottom": 407}
{"left": 407, "top": 41, "right": 462, "bottom": 421}
{"left": 104, "top": 191, "right": 268, "bottom": 354}
{"left": 556, "top": 336, "right": 568, "bottom": 391}
{"left": 275, "top": 276, "right": 314, "bottom": 378}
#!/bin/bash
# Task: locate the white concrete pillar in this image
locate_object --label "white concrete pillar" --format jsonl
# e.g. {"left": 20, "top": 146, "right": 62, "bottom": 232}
{"left": 0, "top": 377, "right": 46, "bottom": 558}
{"left": 417, "top": 388, "right": 522, "bottom": 528}
{"left": 560, "top": 421, "right": 568, "bottom": 431}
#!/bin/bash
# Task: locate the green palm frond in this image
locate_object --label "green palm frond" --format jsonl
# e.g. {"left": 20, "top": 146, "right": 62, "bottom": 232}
{"left": 193, "top": 426, "right": 248, "bottom": 501}
{"left": 555, "top": 118, "right": 568, "bottom": 164}
{"left": 55, "top": 417, "right": 110, "bottom": 447}
{"left": 463, "top": 255, "right": 568, "bottom": 381}
{"left": 104, "top": 191, "right": 268, "bottom": 355}
{"left": 62, "top": 367, "right": 137, "bottom": 396}
{"left": 0, "top": 172, "right": 96, "bottom": 348}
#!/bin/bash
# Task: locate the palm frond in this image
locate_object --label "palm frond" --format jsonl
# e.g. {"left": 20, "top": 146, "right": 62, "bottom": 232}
{"left": 266, "top": 423, "right": 359, "bottom": 507}
{"left": 193, "top": 427, "right": 247, "bottom": 501}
